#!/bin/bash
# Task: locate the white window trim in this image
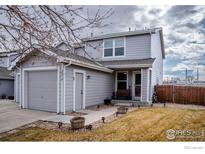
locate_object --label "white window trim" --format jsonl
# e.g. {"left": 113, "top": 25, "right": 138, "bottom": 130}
{"left": 19, "top": 65, "right": 22, "bottom": 107}
{"left": 103, "top": 39, "right": 113, "bottom": 57}
{"left": 103, "top": 37, "right": 126, "bottom": 58}
{"left": 63, "top": 65, "right": 66, "bottom": 115}
{"left": 57, "top": 65, "right": 60, "bottom": 113}
{"left": 148, "top": 68, "right": 152, "bottom": 103}
{"left": 73, "top": 69, "right": 86, "bottom": 111}
{"left": 15, "top": 73, "right": 20, "bottom": 104}
{"left": 21, "top": 66, "right": 59, "bottom": 113}
{"left": 132, "top": 70, "right": 142, "bottom": 101}
{"left": 115, "top": 71, "right": 128, "bottom": 91}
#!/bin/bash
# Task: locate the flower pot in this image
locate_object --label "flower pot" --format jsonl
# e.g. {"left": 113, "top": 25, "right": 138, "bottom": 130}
{"left": 70, "top": 117, "right": 85, "bottom": 130}
{"left": 117, "top": 106, "right": 128, "bottom": 114}
{"left": 8, "top": 96, "right": 14, "bottom": 100}
{"left": 104, "top": 99, "right": 111, "bottom": 105}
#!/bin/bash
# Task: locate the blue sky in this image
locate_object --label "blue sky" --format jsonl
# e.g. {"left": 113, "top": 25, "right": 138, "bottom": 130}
{"left": 82, "top": 5, "right": 205, "bottom": 81}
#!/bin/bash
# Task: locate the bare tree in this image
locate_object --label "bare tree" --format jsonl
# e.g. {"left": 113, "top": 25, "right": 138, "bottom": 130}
{"left": 0, "top": 5, "right": 113, "bottom": 55}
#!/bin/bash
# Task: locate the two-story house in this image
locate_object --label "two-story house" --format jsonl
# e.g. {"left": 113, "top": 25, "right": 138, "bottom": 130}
{"left": 10, "top": 28, "right": 165, "bottom": 114}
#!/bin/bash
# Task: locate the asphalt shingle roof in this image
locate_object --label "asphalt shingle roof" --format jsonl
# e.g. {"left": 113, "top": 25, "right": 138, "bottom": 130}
{"left": 98, "top": 58, "right": 155, "bottom": 67}
{"left": 83, "top": 29, "right": 155, "bottom": 41}
{"left": 52, "top": 48, "right": 102, "bottom": 66}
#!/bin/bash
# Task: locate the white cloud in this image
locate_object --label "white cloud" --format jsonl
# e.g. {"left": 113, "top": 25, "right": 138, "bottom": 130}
{"left": 172, "top": 63, "right": 190, "bottom": 71}
{"left": 82, "top": 5, "right": 205, "bottom": 80}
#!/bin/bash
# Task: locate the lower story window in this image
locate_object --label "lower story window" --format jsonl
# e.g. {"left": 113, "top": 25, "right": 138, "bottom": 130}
{"left": 117, "top": 72, "right": 127, "bottom": 90}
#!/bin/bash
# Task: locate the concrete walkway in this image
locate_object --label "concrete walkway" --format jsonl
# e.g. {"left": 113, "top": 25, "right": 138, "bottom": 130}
{"left": 0, "top": 100, "right": 55, "bottom": 133}
{"left": 0, "top": 100, "right": 118, "bottom": 132}
{"left": 43, "top": 107, "right": 118, "bottom": 125}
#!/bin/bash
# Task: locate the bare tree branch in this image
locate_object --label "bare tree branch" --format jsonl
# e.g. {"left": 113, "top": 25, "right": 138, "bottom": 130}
{"left": 0, "top": 5, "right": 113, "bottom": 60}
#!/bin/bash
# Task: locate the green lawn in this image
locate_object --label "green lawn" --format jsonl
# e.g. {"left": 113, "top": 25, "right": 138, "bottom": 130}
{"left": 1, "top": 108, "right": 205, "bottom": 141}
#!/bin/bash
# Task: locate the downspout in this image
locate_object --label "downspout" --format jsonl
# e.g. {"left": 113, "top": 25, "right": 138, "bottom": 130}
{"left": 63, "top": 60, "right": 72, "bottom": 114}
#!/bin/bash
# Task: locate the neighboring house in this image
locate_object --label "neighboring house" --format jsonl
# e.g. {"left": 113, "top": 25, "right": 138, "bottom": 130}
{"left": 10, "top": 28, "right": 165, "bottom": 114}
{"left": 0, "top": 51, "right": 19, "bottom": 98}
{"left": 0, "top": 51, "right": 19, "bottom": 68}
{"left": 0, "top": 67, "right": 14, "bottom": 98}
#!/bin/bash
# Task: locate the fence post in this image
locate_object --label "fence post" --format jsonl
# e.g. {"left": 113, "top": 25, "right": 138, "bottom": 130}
{"left": 172, "top": 85, "right": 175, "bottom": 103}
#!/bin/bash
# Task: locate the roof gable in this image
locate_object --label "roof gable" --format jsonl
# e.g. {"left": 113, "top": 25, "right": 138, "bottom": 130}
{"left": 9, "top": 48, "right": 113, "bottom": 73}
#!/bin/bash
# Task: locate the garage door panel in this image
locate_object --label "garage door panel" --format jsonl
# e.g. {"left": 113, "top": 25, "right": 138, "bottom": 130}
{"left": 27, "top": 70, "right": 57, "bottom": 112}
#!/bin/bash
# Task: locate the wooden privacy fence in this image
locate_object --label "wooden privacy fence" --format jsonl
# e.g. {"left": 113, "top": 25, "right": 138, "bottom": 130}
{"left": 155, "top": 85, "right": 205, "bottom": 106}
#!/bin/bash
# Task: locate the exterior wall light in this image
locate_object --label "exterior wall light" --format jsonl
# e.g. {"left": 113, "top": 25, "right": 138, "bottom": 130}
{"left": 87, "top": 75, "right": 90, "bottom": 80}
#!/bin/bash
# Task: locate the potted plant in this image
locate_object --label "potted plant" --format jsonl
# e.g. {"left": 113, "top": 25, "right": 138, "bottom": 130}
{"left": 1, "top": 94, "right": 6, "bottom": 99}
{"left": 8, "top": 96, "right": 14, "bottom": 100}
{"left": 152, "top": 91, "right": 158, "bottom": 103}
{"left": 70, "top": 116, "right": 85, "bottom": 130}
{"left": 104, "top": 97, "right": 111, "bottom": 105}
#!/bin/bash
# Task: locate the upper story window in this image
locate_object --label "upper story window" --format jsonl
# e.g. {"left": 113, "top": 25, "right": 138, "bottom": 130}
{"left": 103, "top": 38, "right": 125, "bottom": 58}
{"left": 104, "top": 39, "right": 113, "bottom": 57}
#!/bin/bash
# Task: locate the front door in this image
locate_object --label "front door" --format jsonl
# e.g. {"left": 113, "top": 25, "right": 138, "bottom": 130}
{"left": 75, "top": 72, "right": 84, "bottom": 111}
{"left": 134, "top": 72, "right": 141, "bottom": 100}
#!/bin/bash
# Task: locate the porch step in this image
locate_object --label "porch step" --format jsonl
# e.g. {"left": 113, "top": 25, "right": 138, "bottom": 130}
{"left": 114, "top": 103, "right": 133, "bottom": 107}
{"left": 112, "top": 100, "right": 150, "bottom": 107}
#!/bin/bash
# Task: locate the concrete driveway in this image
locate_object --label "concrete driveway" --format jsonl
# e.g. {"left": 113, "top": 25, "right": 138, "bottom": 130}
{"left": 0, "top": 100, "right": 56, "bottom": 133}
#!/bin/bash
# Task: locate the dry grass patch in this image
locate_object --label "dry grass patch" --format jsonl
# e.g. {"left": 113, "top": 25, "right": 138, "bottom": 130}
{"left": 0, "top": 108, "right": 205, "bottom": 141}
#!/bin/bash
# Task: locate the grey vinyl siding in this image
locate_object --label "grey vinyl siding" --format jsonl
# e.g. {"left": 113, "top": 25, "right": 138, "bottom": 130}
{"left": 125, "top": 35, "right": 151, "bottom": 59}
{"left": 65, "top": 65, "right": 114, "bottom": 111}
{"left": 85, "top": 69, "right": 114, "bottom": 106}
{"left": 21, "top": 52, "right": 56, "bottom": 68}
{"left": 75, "top": 47, "right": 86, "bottom": 57}
{"left": 85, "top": 34, "right": 151, "bottom": 61}
{"left": 150, "top": 32, "right": 163, "bottom": 95}
{"left": 141, "top": 68, "right": 149, "bottom": 102}
{"left": 64, "top": 66, "right": 73, "bottom": 111}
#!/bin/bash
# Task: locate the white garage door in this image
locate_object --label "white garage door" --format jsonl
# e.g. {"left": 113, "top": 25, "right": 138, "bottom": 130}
{"left": 27, "top": 70, "right": 57, "bottom": 112}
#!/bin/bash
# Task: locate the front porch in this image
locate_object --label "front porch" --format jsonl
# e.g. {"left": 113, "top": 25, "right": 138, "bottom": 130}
{"left": 99, "top": 58, "right": 155, "bottom": 104}
{"left": 112, "top": 68, "right": 152, "bottom": 104}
